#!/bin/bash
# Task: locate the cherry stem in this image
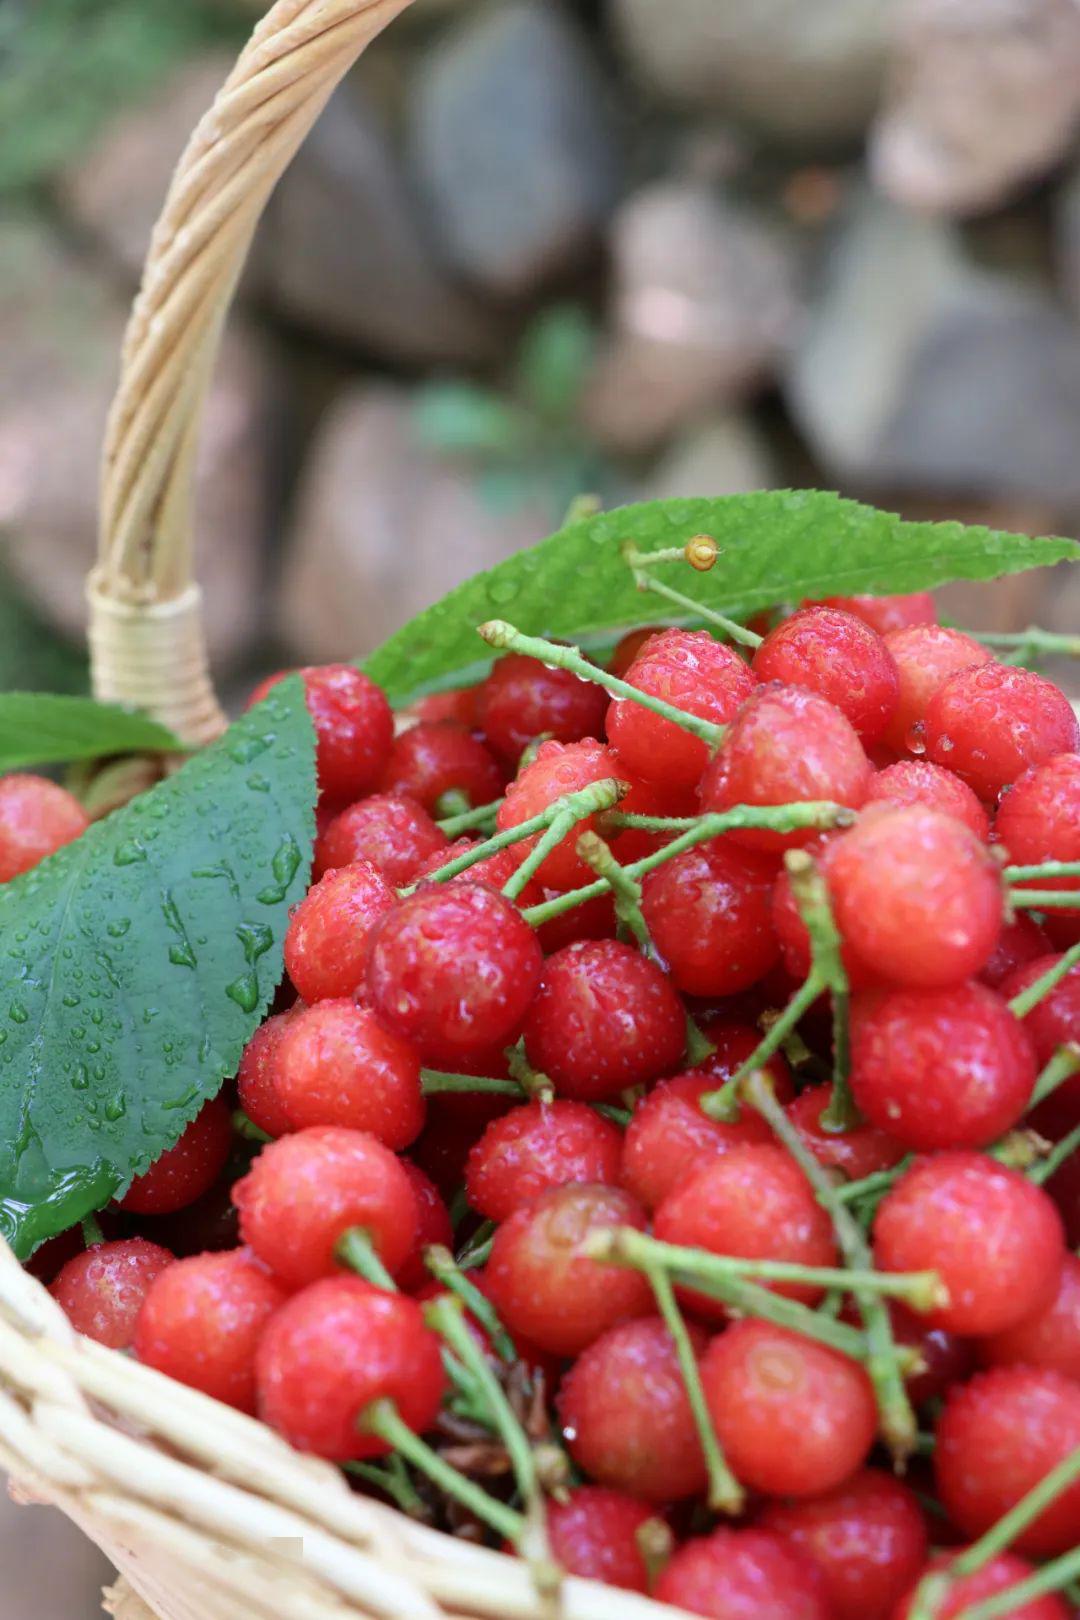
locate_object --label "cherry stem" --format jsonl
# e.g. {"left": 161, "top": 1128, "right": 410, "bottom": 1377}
{"left": 575, "top": 829, "right": 657, "bottom": 958}
{"left": 424, "top": 1295, "right": 561, "bottom": 1594}
{"left": 585, "top": 1226, "right": 943, "bottom": 1311}
{"left": 972, "top": 627, "right": 1080, "bottom": 659}
{"left": 644, "top": 1258, "right": 745, "bottom": 1515}
{"left": 456, "top": 1221, "right": 495, "bottom": 1272}
{"left": 478, "top": 620, "right": 728, "bottom": 749}
{"left": 505, "top": 1042, "right": 555, "bottom": 1103}
{"left": 1029, "top": 1118, "right": 1080, "bottom": 1186}
{"left": 700, "top": 973, "right": 822, "bottom": 1122}
{"left": 421, "top": 1071, "right": 525, "bottom": 1098}
{"left": 424, "top": 1245, "right": 516, "bottom": 1364}
{"left": 625, "top": 560, "right": 762, "bottom": 649}
{"left": 433, "top": 789, "right": 471, "bottom": 823}
{"left": 1004, "top": 860, "right": 1080, "bottom": 883}
{"left": 336, "top": 1227, "right": 397, "bottom": 1292}
{"left": 232, "top": 1109, "right": 273, "bottom": 1145}
{"left": 1009, "top": 940, "right": 1080, "bottom": 1018}
{"left": 436, "top": 797, "right": 503, "bottom": 835}
{"left": 835, "top": 1163, "right": 910, "bottom": 1206}
{"left": 81, "top": 1214, "right": 104, "bottom": 1248}
{"left": 787, "top": 850, "right": 857, "bottom": 1131}
{"left": 1030, "top": 1045, "right": 1080, "bottom": 1108}
{"left": 414, "top": 777, "right": 627, "bottom": 891}
{"left": 1008, "top": 889, "right": 1080, "bottom": 910}
{"left": 594, "top": 1101, "right": 632, "bottom": 1127}
{"left": 523, "top": 801, "right": 854, "bottom": 927}
{"left": 952, "top": 1549, "right": 1080, "bottom": 1620}
{"left": 345, "top": 1458, "right": 428, "bottom": 1521}
{"left": 955, "top": 1442, "right": 1080, "bottom": 1576}
{"left": 744, "top": 1071, "right": 920, "bottom": 1461}
{"left": 361, "top": 1398, "right": 524, "bottom": 1544}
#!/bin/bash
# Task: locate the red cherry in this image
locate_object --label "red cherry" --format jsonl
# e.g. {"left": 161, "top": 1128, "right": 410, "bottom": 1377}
{"left": 557, "top": 1315, "right": 708, "bottom": 1502}
{"left": 935, "top": 1366, "right": 1080, "bottom": 1557}
{"left": 640, "top": 837, "right": 780, "bottom": 997}
{"left": 275, "top": 999, "right": 425, "bottom": 1150}
{"left": 656, "top": 1527, "right": 832, "bottom": 1620}
{"left": 701, "top": 1321, "right": 877, "bottom": 1498}
{"left": 655, "top": 1144, "right": 839, "bottom": 1319}
{"left": 850, "top": 982, "right": 1036, "bottom": 1151}
{"left": 811, "top": 593, "right": 937, "bottom": 637}
{"left": 786, "top": 1084, "right": 906, "bottom": 1180}
{"left": 923, "top": 663, "right": 1079, "bottom": 801}
{"left": 606, "top": 628, "right": 756, "bottom": 790}
{"left": 476, "top": 652, "right": 608, "bottom": 768}
{"left": 366, "top": 883, "right": 543, "bottom": 1066}
{"left": 979, "top": 1252, "right": 1080, "bottom": 1381}
{"left": 865, "top": 759, "right": 990, "bottom": 840}
{"left": 0, "top": 773, "right": 88, "bottom": 881}
{"left": 759, "top": 1468, "right": 929, "bottom": 1620}
{"left": 134, "top": 1248, "right": 287, "bottom": 1412}
{"left": 235, "top": 1011, "right": 297, "bottom": 1139}
{"left": 496, "top": 738, "right": 625, "bottom": 892}
{"left": 892, "top": 1551, "right": 1070, "bottom": 1620}
{"left": 314, "top": 793, "right": 448, "bottom": 885}
{"left": 283, "top": 860, "right": 396, "bottom": 1003}
{"left": 873, "top": 1152, "right": 1064, "bottom": 1337}
{"left": 465, "top": 1099, "right": 622, "bottom": 1223}
{"left": 485, "top": 1183, "right": 652, "bottom": 1358}
{"left": 250, "top": 665, "right": 393, "bottom": 802}
{"left": 522, "top": 939, "right": 686, "bottom": 1102}
{"left": 50, "top": 1238, "right": 173, "bottom": 1350}
{"left": 233, "top": 1126, "right": 418, "bottom": 1289}
{"left": 699, "top": 685, "right": 872, "bottom": 853}
{"left": 541, "top": 1487, "right": 657, "bottom": 1592}
{"left": 752, "top": 606, "right": 900, "bottom": 743}
{"left": 880, "top": 625, "right": 990, "bottom": 755}
{"left": 256, "top": 1277, "right": 445, "bottom": 1461}
{"left": 376, "top": 720, "right": 503, "bottom": 812}
{"left": 620, "top": 1070, "right": 773, "bottom": 1213}
{"left": 117, "top": 1096, "right": 233, "bottom": 1216}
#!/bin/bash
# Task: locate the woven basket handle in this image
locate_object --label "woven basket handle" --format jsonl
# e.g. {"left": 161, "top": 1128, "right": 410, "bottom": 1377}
{"left": 89, "top": 0, "right": 415, "bottom": 746}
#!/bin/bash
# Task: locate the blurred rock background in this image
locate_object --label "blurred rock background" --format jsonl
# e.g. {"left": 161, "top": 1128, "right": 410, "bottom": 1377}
{"left": 0, "top": 0, "right": 1079, "bottom": 1605}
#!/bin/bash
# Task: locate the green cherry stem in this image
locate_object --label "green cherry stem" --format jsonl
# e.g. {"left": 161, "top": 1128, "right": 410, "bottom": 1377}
{"left": 1004, "top": 860, "right": 1080, "bottom": 883}
{"left": 424, "top": 1245, "right": 516, "bottom": 1363}
{"left": 576, "top": 829, "right": 656, "bottom": 957}
{"left": 345, "top": 1458, "right": 429, "bottom": 1520}
{"left": 81, "top": 1213, "right": 104, "bottom": 1248}
{"left": 436, "top": 797, "right": 504, "bottom": 835}
{"left": 951, "top": 1548, "right": 1080, "bottom": 1620}
{"left": 1009, "top": 940, "right": 1080, "bottom": 1018}
{"left": 787, "top": 850, "right": 857, "bottom": 1131}
{"left": 1030, "top": 1045, "right": 1080, "bottom": 1108}
{"left": 421, "top": 1071, "right": 525, "bottom": 1098}
{"left": 835, "top": 1164, "right": 910, "bottom": 1206}
{"left": 954, "top": 1443, "right": 1080, "bottom": 1578}
{"left": 626, "top": 561, "right": 763, "bottom": 649}
{"left": 584, "top": 1227, "right": 944, "bottom": 1310}
{"left": 360, "top": 1398, "right": 524, "bottom": 1544}
{"left": 478, "top": 620, "right": 728, "bottom": 750}
{"left": 455, "top": 1221, "right": 495, "bottom": 1272}
{"left": 644, "top": 1259, "right": 745, "bottom": 1515}
{"left": 233, "top": 1109, "right": 273, "bottom": 1145}
{"left": 523, "top": 801, "right": 854, "bottom": 928}
{"left": 700, "top": 973, "right": 822, "bottom": 1123}
{"left": 413, "top": 777, "right": 627, "bottom": 891}
{"left": 744, "top": 1072, "right": 920, "bottom": 1461}
{"left": 972, "top": 627, "right": 1080, "bottom": 659}
{"left": 1008, "top": 890, "right": 1080, "bottom": 910}
{"left": 1029, "top": 1119, "right": 1080, "bottom": 1187}
{"left": 336, "top": 1227, "right": 397, "bottom": 1292}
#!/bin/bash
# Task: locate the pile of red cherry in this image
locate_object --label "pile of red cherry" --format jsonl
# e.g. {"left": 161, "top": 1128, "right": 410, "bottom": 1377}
{"left": 13, "top": 588, "right": 1080, "bottom": 1620}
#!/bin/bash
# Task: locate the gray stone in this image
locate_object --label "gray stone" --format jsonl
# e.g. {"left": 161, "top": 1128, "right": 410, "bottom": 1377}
{"left": 871, "top": 0, "right": 1080, "bottom": 216}
{"left": 1059, "top": 165, "right": 1080, "bottom": 315}
{"left": 263, "top": 77, "right": 499, "bottom": 364}
{"left": 785, "top": 192, "right": 1080, "bottom": 506}
{"left": 56, "top": 53, "right": 240, "bottom": 283}
{"left": 408, "top": 0, "right": 621, "bottom": 298}
{"left": 613, "top": 0, "right": 897, "bottom": 144}
{"left": 0, "top": 216, "right": 270, "bottom": 669}
{"left": 583, "top": 181, "right": 799, "bottom": 453}
{"left": 276, "top": 386, "right": 554, "bottom": 664}
{"left": 644, "top": 415, "right": 777, "bottom": 500}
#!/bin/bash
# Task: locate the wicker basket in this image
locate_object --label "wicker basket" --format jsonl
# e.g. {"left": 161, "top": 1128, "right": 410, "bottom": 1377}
{"left": 0, "top": 2, "right": 692, "bottom": 1614}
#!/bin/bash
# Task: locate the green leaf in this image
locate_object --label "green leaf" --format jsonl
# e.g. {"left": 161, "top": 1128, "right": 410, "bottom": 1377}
{"left": 362, "top": 491, "right": 1080, "bottom": 703}
{"left": 413, "top": 382, "right": 531, "bottom": 458}
{"left": 0, "top": 692, "right": 184, "bottom": 770}
{"left": 515, "top": 304, "right": 595, "bottom": 422}
{"left": 0, "top": 679, "right": 316, "bottom": 1259}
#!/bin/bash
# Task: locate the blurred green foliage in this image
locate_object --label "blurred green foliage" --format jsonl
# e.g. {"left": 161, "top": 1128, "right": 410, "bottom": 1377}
{"left": 0, "top": 0, "right": 243, "bottom": 194}
{"left": 0, "top": 560, "right": 86, "bottom": 694}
